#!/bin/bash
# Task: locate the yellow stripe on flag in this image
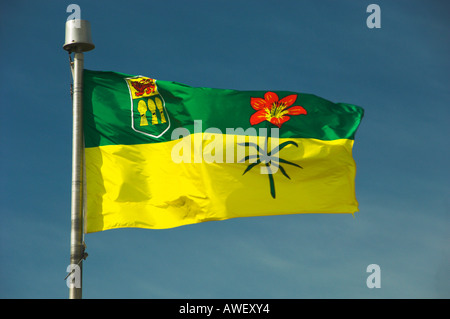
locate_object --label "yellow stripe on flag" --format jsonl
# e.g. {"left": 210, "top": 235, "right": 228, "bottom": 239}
{"left": 85, "top": 134, "right": 357, "bottom": 233}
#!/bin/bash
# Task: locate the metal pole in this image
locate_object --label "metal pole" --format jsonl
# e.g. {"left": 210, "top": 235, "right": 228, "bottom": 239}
{"left": 64, "top": 19, "right": 94, "bottom": 299}
{"left": 69, "top": 51, "right": 85, "bottom": 299}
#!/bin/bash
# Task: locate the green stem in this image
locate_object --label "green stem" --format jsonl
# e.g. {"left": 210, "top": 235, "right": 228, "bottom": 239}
{"left": 265, "top": 122, "right": 276, "bottom": 198}
{"left": 267, "top": 163, "right": 276, "bottom": 199}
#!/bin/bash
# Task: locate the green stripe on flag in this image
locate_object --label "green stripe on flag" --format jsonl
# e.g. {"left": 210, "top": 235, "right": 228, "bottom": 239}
{"left": 83, "top": 70, "right": 364, "bottom": 148}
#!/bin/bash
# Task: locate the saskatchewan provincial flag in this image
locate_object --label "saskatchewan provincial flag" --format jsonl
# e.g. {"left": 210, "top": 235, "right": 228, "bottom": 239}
{"left": 83, "top": 70, "right": 364, "bottom": 233}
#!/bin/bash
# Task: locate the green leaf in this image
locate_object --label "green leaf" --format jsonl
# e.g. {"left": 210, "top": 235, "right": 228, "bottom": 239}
{"left": 237, "top": 142, "right": 263, "bottom": 154}
{"left": 278, "top": 158, "right": 303, "bottom": 169}
{"left": 268, "top": 141, "right": 298, "bottom": 156}
{"left": 242, "top": 161, "right": 260, "bottom": 175}
{"left": 278, "top": 164, "right": 291, "bottom": 179}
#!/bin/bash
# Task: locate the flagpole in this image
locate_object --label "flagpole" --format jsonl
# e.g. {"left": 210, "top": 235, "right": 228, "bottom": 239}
{"left": 64, "top": 19, "right": 94, "bottom": 299}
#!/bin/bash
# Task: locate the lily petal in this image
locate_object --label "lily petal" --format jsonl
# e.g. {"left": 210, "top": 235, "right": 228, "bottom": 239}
{"left": 286, "top": 105, "right": 307, "bottom": 115}
{"left": 264, "top": 92, "right": 279, "bottom": 106}
{"left": 279, "top": 94, "right": 298, "bottom": 108}
{"left": 250, "top": 97, "right": 267, "bottom": 110}
{"left": 250, "top": 109, "right": 268, "bottom": 126}
{"left": 270, "top": 115, "right": 290, "bottom": 128}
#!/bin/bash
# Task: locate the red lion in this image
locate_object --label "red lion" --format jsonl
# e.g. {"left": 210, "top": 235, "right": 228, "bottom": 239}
{"left": 131, "top": 78, "right": 156, "bottom": 96}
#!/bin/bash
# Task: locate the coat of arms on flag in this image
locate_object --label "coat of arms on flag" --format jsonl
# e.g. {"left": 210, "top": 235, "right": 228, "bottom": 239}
{"left": 125, "top": 76, "right": 170, "bottom": 138}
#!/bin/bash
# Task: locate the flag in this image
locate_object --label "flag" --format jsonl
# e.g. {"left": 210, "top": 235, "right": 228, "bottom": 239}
{"left": 83, "top": 70, "right": 364, "bottom": 233}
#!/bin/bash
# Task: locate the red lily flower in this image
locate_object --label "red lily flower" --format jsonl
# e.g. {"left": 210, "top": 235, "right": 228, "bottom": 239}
{"left": 250, "top": 92, "right": 307, "bottom": 128}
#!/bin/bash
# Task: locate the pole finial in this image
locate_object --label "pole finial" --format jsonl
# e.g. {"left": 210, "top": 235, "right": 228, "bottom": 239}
{"left": 63, "top": 19, "right": 95, "bottom": 52}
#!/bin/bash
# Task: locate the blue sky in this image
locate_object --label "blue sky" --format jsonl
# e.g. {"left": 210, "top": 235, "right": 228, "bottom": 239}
{"left": 1, "top": 0, "right": 449, "bottom": 299}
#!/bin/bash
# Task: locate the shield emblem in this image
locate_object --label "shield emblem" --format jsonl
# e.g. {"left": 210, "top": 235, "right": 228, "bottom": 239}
{"left": 125, "top": 76, "right": 170, "bottom": 138}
